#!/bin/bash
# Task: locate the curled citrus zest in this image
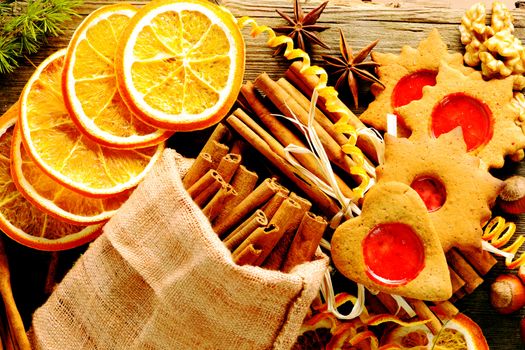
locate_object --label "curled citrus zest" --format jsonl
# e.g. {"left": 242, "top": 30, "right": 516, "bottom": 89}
{"left": 364, "top": 314, "right": 429, "bottom": 328}
{"left": 482, "top": 216, "right": 525, "bottom": 269}
{"left": 237, "top": 16, "right": 371, "bottom": 200}
{"left": 348, "top": 330, "right": 379, "bottom": 348}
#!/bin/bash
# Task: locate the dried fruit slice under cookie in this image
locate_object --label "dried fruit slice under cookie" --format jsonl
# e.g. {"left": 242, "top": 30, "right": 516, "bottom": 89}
{"left": 331, "top": 181, "right": 452, "bottom": 301}
{"left": 376, "top": 129, "right": 503, "bottom": 253}
{"left": 397, "top": 61, "right": 525, "bottom": 169}
{"left": 360, "top": 29, "right": 471, "bottom": 137}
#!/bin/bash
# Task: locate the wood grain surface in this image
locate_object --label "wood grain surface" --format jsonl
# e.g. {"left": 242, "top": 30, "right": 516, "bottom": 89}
{"left": 1, "top": 1, "right": 524, "bottom": 349}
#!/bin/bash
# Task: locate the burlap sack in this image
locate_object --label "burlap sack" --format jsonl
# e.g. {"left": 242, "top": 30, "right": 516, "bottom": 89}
{"left": 30, "top": 148, "right": 330, "bottom": 350}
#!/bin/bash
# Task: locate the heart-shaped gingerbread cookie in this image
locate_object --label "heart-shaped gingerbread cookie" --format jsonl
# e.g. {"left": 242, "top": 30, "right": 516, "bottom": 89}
{"left": 331, "top": 181, "right": 452, "bottom": 301}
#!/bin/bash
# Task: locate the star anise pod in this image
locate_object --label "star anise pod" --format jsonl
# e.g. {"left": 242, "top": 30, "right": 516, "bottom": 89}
{"left": 322, "top": 29, "right": 384, "bottom": 109}
{"left": 272, "top": 0, "right": 330, "bottom": 56}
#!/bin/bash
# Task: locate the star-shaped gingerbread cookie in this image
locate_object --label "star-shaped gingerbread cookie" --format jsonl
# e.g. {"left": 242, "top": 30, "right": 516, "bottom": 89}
{"left": 376, "top": 129, "right": 503, "bottom": 253}
{"left": 331, "top": 181, "right": 452, "bottom": 301}
{"left": 397, "top": 61, "right": 525, "bottom": 169}
{"left": 360, "top": 29, "right": 472, "bottom": 137}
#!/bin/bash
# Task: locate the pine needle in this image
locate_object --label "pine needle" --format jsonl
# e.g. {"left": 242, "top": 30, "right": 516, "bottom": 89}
{"left": 0, "top": 0, "right": 82, "bottom": 74}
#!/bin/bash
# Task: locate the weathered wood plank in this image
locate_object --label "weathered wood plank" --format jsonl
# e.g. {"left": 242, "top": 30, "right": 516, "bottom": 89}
{"left": 6, "top": 0, "right": 525, "bottom": 112}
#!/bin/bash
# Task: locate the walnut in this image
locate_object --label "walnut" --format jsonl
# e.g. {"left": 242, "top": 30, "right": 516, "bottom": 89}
{"left": 459, "top": 2, "right": 525, "bottom": 91}
{"left": 459, "top": 3, "right": 492, "bottom": 46}
{"left": 492, "top": 1, "right": 514, "bottom": 33}
{"left": 512, "top": 92, "right": 525, "bottom": 124}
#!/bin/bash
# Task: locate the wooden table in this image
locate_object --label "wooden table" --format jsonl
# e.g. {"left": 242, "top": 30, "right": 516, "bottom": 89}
{"left": 1, "top": 0, "right": 524, "bottom": 349}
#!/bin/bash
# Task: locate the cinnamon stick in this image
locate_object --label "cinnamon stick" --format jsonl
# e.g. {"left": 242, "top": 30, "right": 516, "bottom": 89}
{"left": 282, "top": 212, "right": 327, "bottom": 272}
{"left": 449, "top": 266, "right": 466, "bottom": 294}
{"left": 201, "top": 123, "right": 231, "bottom": 155}
{"left": 230, "top": 139, "right": 248, "bottom": 157}
{"left": 277, "top": 77, "right": 378, "bottom": 164}
{"left": 374, "top": 292, "right": 409, "bottom": 318}
{"left": 286, "top": 61, "right": 379, "bottom": 162}
{"left": 458, "top": 248, "right": 497, "bottom": 276}
{"left": 202, "top": 183, "right": 237, "bottom": 222}
{"left": 193, "top": 171, "right": 226, "bottom": 208}
{"left": 431, "top": 301, "right": 459, "bottom": 322}
{"left": 406, "top": 298, "right": 442, "bottom": 335}
{"left": 182, "top": 152, "right": 214, "bottom": 189}
{"left": 262, "top": 197, "right": 310, "bottom": 270}
{"left": 213, "top": 178, "right": 280, "bottom": 236}
{"left": 204, "top": 140, "right": 229, "bottom": 168}
{"left": 234, "top": 198, "right": 303, "bottom": 266}
{"left": 0, "top": 238, "right": 31, "bottom": 350}
{"left": 451, "top": 288, "right": 467, "bottom": 303}
{"left": 225, "top": 113, "right": 340, "bottom": 216}
{"left": 213, "top": 165, "right": 258, "bottom": 224}
{"left": 261, "top": 189, "right": 289, "bottom": 219}
{"left": 240, "top": 82, "right": 355, "bottom": 198}
{"left": 187, "top": 169, "right": 219, "bottom": 199}
{"left": 254, "top": 73, "right": 363, "bottom": 182}
{"left": 233, "top": 244, "right": 262, "bottom": 266}
{"left": 446, "top": 249, "right": 484, "bottom": 294}
{"left": 259, "top": 198, "right": 305, "bottom": 268}
{"left": 216, "top": 153, "right": 242, "bottom": 183}
{"left": 223, "top": 210, "right": 268, "bottom": 251}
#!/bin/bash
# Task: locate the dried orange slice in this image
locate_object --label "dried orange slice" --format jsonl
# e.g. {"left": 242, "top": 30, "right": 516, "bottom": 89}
{"left": 381, "top": 313, "right": 489, "bottom": 350}
{"left": 19, "top": 49, "right": 164, "bottom": 197}
{"left": 0, "top": 104, "right": 102, "bottom": 251}
{"left": 63, "top": 3, "right": 173, "bottom": 149}
{"left": 115, "top": 0, "right": 245, "bottom": 131}
{"left": 11, "top": 116, "right": 132, "bottom": 225}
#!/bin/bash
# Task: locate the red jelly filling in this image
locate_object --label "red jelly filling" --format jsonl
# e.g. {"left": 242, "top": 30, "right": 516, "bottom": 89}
{"left": 362, "top": 223, "right": 425, "bottom": 286}
{"left": 391, "top": 70, "right": 438, "bottom": 108}
{"left": 410, "top": 176, "right": 446, "bottom": 212}
{"left": 431, "top": 93, "right": 493, "bottom": 152}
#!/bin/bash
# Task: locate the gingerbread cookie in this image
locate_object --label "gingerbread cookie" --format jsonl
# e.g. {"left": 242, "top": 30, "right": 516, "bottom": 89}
{"left": 376, "top": 129, "right": 503, "bottom": 253}
{"left": 397, "top": 61, "right": 525, "bottom": 169}
{"left": 331, "top": 181, "right": 452, "bottom": 301}
{"left": 360, "top": 29, "right": 472, "bottom": 137}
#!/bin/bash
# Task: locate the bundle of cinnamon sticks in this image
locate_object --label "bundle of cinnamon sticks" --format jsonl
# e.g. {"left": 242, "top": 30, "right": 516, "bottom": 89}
{"left": 182, "top": 123, "right": 328, "bottom": 272}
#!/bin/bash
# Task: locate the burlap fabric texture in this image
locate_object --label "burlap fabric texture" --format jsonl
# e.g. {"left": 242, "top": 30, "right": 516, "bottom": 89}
{"left": 30, "top": 148, "right": 330, "bottom": 350}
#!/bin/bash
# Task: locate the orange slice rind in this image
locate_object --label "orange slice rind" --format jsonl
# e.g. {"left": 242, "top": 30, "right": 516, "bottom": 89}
{"left": 63, "top": 3, "right": 173, "bottom": 149}
{"left": 0, "top": 104, "right": 102, "bottom": 251}
{"left": 115, "top": 0, "right": 245, "bottom": 131}
{"left": 19, "top": 49, "right": 164, "bottom": 198}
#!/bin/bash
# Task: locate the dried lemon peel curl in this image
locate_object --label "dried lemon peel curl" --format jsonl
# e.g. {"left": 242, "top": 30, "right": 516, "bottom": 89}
{"left": 237, "top": 16, "right": 375, "bottom": 201}
{"left": 482, "top": 216, "right": 525, "bottom": 269}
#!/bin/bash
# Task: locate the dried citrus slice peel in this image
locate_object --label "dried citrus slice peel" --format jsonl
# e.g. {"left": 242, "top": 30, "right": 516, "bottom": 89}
{"left": 381, "top": 312, "right": 489, "bottom": 350}
{"left": 115, "top": 0, "right": 245, "bottom": 131}
{"left": 63, "top": 3, "right": 172, "bottom": 149}
{"left": 19, "top": 49, "right": 164, "bottom": 198}
{"left": 11, "top": 115, "right": 132, "bottom": 225}
{"left": 0, "top": 104, "right": 102, "bottom": 251}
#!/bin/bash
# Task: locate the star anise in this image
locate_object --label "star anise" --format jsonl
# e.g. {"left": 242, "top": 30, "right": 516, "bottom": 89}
{"left": 272, "top": 0, "right": 330, "bottom": 56}
{"left": 322, "top": 29, "right": 384, "bottom": 109}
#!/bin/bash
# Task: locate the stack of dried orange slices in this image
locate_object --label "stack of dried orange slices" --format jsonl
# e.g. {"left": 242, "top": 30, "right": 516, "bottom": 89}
{"left": 0, "top": 0, "right": 245, "bottom": 250}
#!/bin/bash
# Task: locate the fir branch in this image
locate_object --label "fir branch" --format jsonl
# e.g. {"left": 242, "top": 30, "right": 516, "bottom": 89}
{"left": 0, "top": 0, "right": 82, "bottom": 74}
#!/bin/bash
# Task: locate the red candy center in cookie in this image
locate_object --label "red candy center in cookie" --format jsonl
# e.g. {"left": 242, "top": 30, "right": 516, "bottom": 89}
{"left": 431, "top": 93, "right": 493, "bottom": 152}
{"left": 362, "top": 223, "right": 425, "bottom": 286}
{"left": 410, "top": 176, "right": 446, "bottom": 212}
{"left": 391, "top": 70, "right": 438, "bottom": 108}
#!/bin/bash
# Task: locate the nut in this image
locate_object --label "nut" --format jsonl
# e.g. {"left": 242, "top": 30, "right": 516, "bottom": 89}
{"left": 491, "top": 1, "right": 514, "bottom": 33}
{"left": 498, "top": 175, "right": 525, "bottom": 214}
{"left": 490, "top": 274, "right": 525, "bottom": 314}
{"left": 459, "top": 2, "right": 525, "bottom": 90}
